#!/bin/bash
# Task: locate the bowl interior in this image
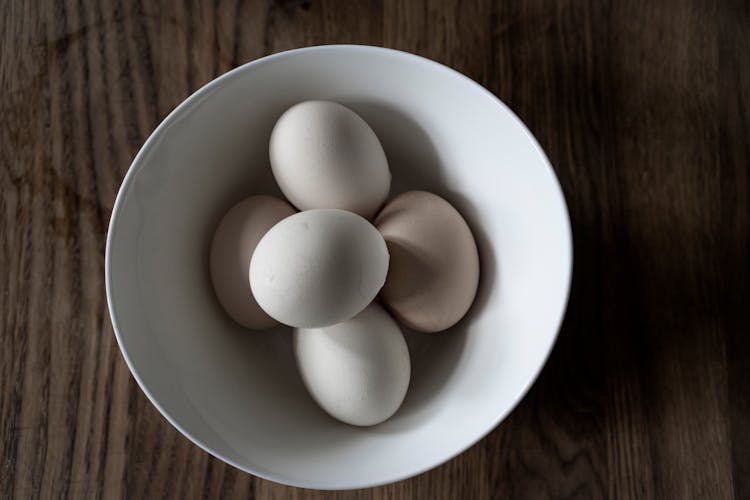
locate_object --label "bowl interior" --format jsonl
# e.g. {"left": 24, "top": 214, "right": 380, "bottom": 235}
{"left": 106, "top": 46, "right": 571, "bottom": 489}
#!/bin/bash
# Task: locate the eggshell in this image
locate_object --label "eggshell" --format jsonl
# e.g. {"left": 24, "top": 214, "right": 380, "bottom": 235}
{"left": 375, "top": 191, "right": 480, "bottom": 333}
{"left": 209, "top": 195, "right": 296, "bottom": 329}
{"left": 249, "top": 209, "right": 389, "bottom": 328}
{"left": 269, "top": 101, "right": 391, "bottom": 219}
{"left": 294, "top": 303, "right": 411, "bottom": 426}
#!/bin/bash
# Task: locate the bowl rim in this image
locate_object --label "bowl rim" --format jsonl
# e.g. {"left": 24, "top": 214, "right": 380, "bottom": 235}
{"left": 105, "top": 44, "right": 573, "bottom": 490}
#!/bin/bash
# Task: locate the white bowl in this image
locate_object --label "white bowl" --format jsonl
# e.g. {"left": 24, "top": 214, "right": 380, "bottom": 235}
{"left": 105, "top": 45, "right": 572, "bottom": 490}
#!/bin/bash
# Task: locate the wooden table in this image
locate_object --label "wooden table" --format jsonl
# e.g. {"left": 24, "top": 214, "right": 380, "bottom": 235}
{"left": 2, "top": 1, "right": 748, "bottom": 498}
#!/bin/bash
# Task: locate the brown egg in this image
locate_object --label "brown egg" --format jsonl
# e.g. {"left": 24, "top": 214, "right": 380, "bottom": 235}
{"left": 210, "top": 195, "right": 296, "bottom": 329}
{"left": 375, "top": 191, "right": 480, "bottom": 333}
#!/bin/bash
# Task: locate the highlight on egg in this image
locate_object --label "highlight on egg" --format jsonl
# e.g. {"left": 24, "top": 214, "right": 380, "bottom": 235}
{"left": 269, "top": 100, "right": 391, "bottom": 219}
{"left": 249, "top": 208, "right": 390, "bottom": 329}
{"left": 209, "top": 195, "right": 296, "bottom": 330}
{"left": 375, "top": 191, "right": 480, "bottom": 333}
{"left": 294, "top": 303, "right": 411, "bottom": 426}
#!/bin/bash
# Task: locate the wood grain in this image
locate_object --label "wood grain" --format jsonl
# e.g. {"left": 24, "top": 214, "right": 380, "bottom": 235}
{"left": 1, "top": 0, "right": 747, "bottom": 498}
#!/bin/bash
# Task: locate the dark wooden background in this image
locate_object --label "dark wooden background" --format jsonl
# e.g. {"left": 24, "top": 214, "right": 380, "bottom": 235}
{"left": 1, "top": 0, "right": 748, "bottom": 498}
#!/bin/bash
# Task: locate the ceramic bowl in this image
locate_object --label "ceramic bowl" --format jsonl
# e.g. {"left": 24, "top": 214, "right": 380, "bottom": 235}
{"left": 105, "top": 45, "right": 572, "bottom": 489}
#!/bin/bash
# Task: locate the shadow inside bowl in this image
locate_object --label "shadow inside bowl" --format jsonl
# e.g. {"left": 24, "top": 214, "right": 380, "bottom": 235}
{"left": 137, "top": 96, "right": 500, "bottom": 458}
{"left": 344, "top": 101, "right": 498, "bottom": 431}
{"left": 193, "top": 100, "right": 499, "bottom": 434}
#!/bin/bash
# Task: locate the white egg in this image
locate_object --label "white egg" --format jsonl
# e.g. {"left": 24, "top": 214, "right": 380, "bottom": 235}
{"left": 249, "top": 209, "right": 389, "bottom": 328}
{"left": 294, "top": 303, "right": 411, "bottom": 426}
{"left": 269, "top": 101, "right": 391, "bottom": 219}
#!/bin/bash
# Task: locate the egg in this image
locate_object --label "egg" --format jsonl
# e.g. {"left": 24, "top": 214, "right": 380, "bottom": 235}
{"left": 249, "top": 209, "right": 389, "bottom": 328}
{"left": 375, "top": 191, "right": 480, "bottom": 333}
{"left": 294, "top": 303, "right": 410, "bottom": 426}
{"left": 209, "top": 195, "right": 296, "bottom": 329}
{"left": 269, "top": 101, "right": 391, "bottom": 219}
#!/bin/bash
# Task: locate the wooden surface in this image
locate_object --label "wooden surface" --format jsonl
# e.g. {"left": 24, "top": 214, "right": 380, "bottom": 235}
{"left": 1, "top": 0, "right": 748, "bottom": 498}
